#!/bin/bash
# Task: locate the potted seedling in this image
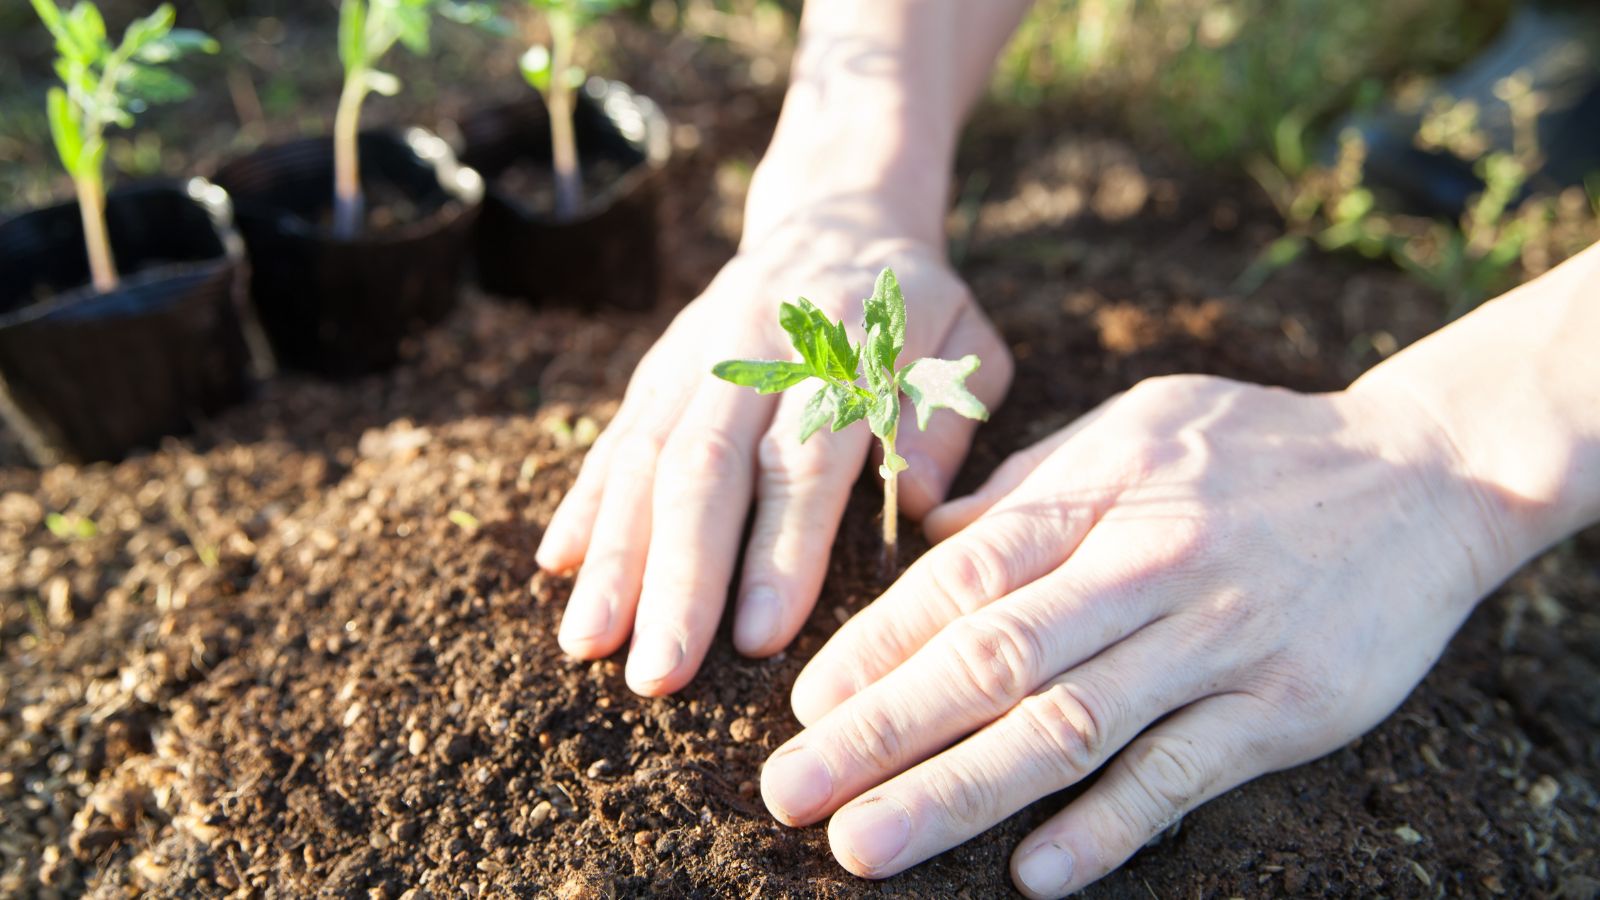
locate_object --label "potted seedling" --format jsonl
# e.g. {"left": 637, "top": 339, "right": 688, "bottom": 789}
{"left": 714, "top": 269, "right": 989, "bottom": 575}
{"left": 211, "top": 0, "right": 492, "bottom": 377}
{"left": 460, "top": 0, "right": 671, "bottom": 311}
{"left": 0, "top": 1, "right": 266, "bottom": 465}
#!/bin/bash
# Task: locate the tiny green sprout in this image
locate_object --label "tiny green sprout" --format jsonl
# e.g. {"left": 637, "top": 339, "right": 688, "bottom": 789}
{"left": 332, "top": 0, "right": 504, "bottom": 237}
{"left": 30, "top": 0, "right": 217, "bottom": 293}
{"left": 713, "top": 268, "right": 988, "bottom": 574}
{"left": 520, "top": 0, "right": 631, "bottom": 221}
{"left": 448, "top": 509, "right": 482, "bottom": 532}
{"left": 45, "top": 512, "right": 99, "bottom": 540}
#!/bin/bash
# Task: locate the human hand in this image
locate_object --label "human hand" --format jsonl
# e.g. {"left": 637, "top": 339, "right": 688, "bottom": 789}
{"left": 535, "top": 203, "right": 1012, "bottom": 695}
{"left": 760, "top": 374, "right": 1518, "bottom": 897}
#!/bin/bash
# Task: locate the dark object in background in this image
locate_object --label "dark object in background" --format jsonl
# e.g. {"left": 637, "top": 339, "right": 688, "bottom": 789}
{"left": 1336, "top": 6, "right": 1600, "bottom": 218}
{"left": 0, "top": 180, "right": 267, "bottom": 466}
{"left": 460, "top": 79, "right": 671, "bottom": 312}
{"left": 213, "top": 129, "right": 484, "bottom": 377}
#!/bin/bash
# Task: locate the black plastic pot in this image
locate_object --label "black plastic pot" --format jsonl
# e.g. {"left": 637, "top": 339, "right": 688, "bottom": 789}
{"left": 459, "top": 79, "right": 671, "bottom": 312}
{"left": 0, "top": 179, "right": 267, "bottom": 466}
{"left": 212, "top": 128, "right": 484, "bottom": 377}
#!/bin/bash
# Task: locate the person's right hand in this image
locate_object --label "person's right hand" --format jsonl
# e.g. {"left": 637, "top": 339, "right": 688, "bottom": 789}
{"left": 535, "top": 201, "right": 1012, "bottom": 696}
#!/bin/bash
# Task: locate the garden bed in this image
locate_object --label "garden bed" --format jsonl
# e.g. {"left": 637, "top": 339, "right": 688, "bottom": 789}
{"left": 3, "top": 37, "right": 1598, "bottom": 900}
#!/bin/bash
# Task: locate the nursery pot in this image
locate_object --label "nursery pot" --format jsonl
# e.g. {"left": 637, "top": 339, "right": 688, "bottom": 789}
{"left": 0, "top": 179, "right": 267, "bottom": 466}
{"left": 212, "top": 128, "right": 484, "bottom": 377}
{"left": 459, "top": 78, "right": 671, "bottom": 311}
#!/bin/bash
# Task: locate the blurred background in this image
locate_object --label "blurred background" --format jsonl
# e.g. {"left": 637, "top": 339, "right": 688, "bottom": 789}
{"left": 3, "top": 0, "right": 1597, "bottom": 315}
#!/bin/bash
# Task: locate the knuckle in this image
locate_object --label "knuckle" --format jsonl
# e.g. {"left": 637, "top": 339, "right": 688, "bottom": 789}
{"left": 944, "top": 615, "right": 1042, "bottom": 708}
{"left": 663, "top": 426, "right": 747, "bottom": 484}
{"left": 1126, "top": 735, "right": 1211, "bottom": 819}
{"left": 928, "top": 541, "right": 1013, "bottom": 616}
{"left": 1246, "top": 651, "right": 1343, "bottom": 724}
{"left": 838, "top": 705, "right": 907, "bottom": 773}
{"left": 923, "top": 760, "right": 999, "bottom": 827}
{"left": 1017, "top": 682, "right": 1106, "bottom": 776}
{"left": 615, "top": 431, "right": 667, "bottom": 473}
{"left": 756, "top": 430, "right": 835, "bottom": 489}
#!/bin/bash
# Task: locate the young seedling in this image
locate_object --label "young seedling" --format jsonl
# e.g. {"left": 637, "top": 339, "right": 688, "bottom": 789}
{"left": 31, "top": 0, "right": 217, "bottom": 293}
{"left": 519, "top": 0, "right": 629, "bottom": 221}
{"left": 713, "top": 268, "right": 988, "bottom": 575}
{"left": 332, "top": 0, "right": 500, "bottom": 237}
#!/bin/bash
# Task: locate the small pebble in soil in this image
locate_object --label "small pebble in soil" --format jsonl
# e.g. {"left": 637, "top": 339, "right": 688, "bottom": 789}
{"left": 737, "top": 780, "right": 756, "bottom": 798}
{"left": 634, "top": 830, "right": 654, "bottom": 848}
{"left": 529, "top": 800, "right": 554, "bottom": 828}
{"left": 1528, "top": 774, "right": 1561, "bottom": 808}
{"left": 408, "top": 730, "right": 428, "bottom": 757}
{"left": 729, "top": 717, "right": 757, "bottom": 742}
{"left": 585, "top": 759, "right": 613, "bottom": 779}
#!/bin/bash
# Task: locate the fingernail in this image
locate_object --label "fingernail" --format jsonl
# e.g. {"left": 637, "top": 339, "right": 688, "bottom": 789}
{"left": 734, "top": 586, "right": 781, "bottom": 653}
{"left": 558, "top": 595, "right": 610, "bottom": 648}
{"left": 762, "top": 746, "right": 834, "bottom": 822}
{"left": 1015, "top": 841, "right": 1074, "bottom": 897}
{"left": 626, "top": 627, "right": 684, "bottom": 688}
{"left": 832, "top": 798, "right": 911, "bottom": 873}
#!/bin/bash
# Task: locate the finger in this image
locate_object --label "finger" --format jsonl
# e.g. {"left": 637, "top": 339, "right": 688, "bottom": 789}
{"left": 923, "top": 396, "right": 1118, "bottom": 544}
{"left": 766, "top": 565, "right": 1171, "bottom": 827}
{"left": 818, "top": 620, "right": 1221, "bottom": 880}
{"left": 790, "top": 452, "right": 1119, "bottom": 726}
{"left": 894, "top": 304, "right": 1014, "bottom": 518}
{"left": 537, "top": 354, "right": 677, "bottom": 570}
{"left": 555, "top": 413, "right": 674, "bottom": 659}
{"left": 625, "top": 380, "right": 773, "bottom": 695}
{"left": 536, "top": 420, "right": 624, "bottom": 572}
{"left": 734, "top": 382, "right": 873, "bottom": 657}
{"left": 1008, "top": 693, "right": 1269, "bottom": 898}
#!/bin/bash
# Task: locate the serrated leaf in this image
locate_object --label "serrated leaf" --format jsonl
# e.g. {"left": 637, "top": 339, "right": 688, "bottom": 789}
{"left": 519, "top": 45, "right": 552, "bottom": 91}
{"left": 862, "top": 267, "right": 907, "bottom": 375}
{"left": 898, "top": 355, "right": 988, "bottom": 431}
{"left": 339, "top": 0, "right": 367, "bottom": 71}
{"left": 778, "top": 298, "right": 859, "bottom": 383}
{"left": 710, "top": 359, "right": 813, "bottom": 395}
{"left": 46, "top": 87, "right": 82, "bottom": 176}
{"left": 830, "top": 385, "right": 868, "bottom": 432}
{"left": 866, "top": 388, "right": 898, "bottom": 441}
{"left": 797, "top": 384, "right": 834, "bottom": 443}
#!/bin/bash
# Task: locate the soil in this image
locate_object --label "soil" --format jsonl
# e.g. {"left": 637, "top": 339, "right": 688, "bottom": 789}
{"left": 490, "top": 158, "right": 630, "bottom": 220}
{"left": 312, "top": 178, "right": 451, "bottom": 237}
{"left": 4, "top": 29, "right": 1599, "bottom": 900}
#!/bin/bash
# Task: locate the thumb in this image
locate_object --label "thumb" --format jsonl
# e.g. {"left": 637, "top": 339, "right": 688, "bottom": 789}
{"left": 893, "top": 304, "right": 1013, "bottom": 518}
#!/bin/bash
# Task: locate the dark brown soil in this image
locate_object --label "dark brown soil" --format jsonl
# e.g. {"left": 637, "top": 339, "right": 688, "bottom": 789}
{"left": 491, "top": 157, "right": 630, "bottom": 219}
{"left": 3, "top": 38, "right": 1598, "bottom": 900}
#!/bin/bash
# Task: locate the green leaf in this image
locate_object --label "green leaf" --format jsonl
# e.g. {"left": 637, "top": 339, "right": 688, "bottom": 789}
{"left": 879, "top": 450, "right": 907, "bottom": 480}
{"left": 798, "top": 385, "right": 834, "bottom": 443}
{"left": 778, "top": 298, "right": 858, "bottom": 383}
{"left": 137, "top": 28, "right": 218, "bottom": 63}
{"left": 64, "top": 1, "right": 107, "bottom": 58}
{"left": 119, "top": 5, "right": 174, "bottom": 58}
{"left": 711, "top": 359, "right": 813, "bottom": 395}
{"left": 339, "top": 0, "right": 367, "bottom": 71}
{"left": 391, "top": 4, "right": 432, "bottom": 54}
{"left": 46, "top": 86, "right": 83, "bottom": 176}
{"left": 30, "top": 0, "right": 68, "bottom": 40}
{"left": 519, "top": 45, "right": 552, "bottom": 91}
{"left": 440, "top": 1, "right": 513, "bottom": 35}
{"left": 122, "top": 66, "right": 193, "bottom": 104}
{"left": 898, "top": 355, "right": 989, "bottom": 431}
{"left": 830, "top": 384, "right": 869, "bottom": 432}
{"left": 866, "top": 387, "right": 899, "bottom": 441}
{"left": 862, "top": 267, "right": 907, "bottom": 375}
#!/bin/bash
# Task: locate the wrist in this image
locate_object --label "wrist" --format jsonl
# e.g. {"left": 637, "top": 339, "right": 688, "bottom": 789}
{"left": 1350, "top": 246, "right": 1600, "bottom": 569}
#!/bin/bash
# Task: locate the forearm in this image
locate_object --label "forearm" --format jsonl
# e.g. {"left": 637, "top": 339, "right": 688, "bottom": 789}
{"left": 745, "top": 0, "right": 1035, "bottom": 247}
{"left": 1352, "top": 242, "right": 1600, "bottom": 569}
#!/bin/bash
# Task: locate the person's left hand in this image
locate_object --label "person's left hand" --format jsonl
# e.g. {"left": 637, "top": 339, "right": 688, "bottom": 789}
{"left": 758, "top": 374, "right": 1520, "bottom": 897}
